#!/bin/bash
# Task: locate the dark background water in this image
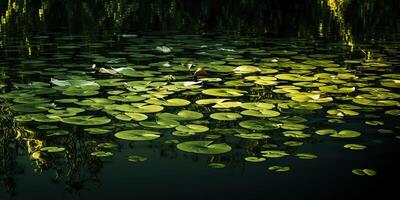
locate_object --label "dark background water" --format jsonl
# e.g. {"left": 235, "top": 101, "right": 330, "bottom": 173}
{"left": 1, "top": 1, "right": 400, "bottom": 200}
{"left": 1, "top": 0, "right": 399, "bottom": 40}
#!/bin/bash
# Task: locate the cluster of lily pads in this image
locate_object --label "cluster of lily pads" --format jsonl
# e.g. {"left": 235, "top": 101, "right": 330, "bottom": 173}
{"left": 1, "top": 34, "right": 399, "bottom": 176}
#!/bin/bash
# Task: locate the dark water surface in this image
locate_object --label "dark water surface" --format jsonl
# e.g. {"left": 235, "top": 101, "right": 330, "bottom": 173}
{"left": 1, "top": 1, "right": 400, "bottom": 200}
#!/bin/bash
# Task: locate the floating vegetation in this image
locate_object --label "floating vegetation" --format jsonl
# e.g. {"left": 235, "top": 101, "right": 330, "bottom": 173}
{"left": 0, "top": 32, "right": 398, "bottom": 193}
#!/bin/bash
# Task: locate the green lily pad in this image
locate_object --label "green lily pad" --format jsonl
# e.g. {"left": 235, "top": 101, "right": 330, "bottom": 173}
{"left": 241, "top": 109, "right": 280, "bottom": 118}
{"left": 11, "top": 103, "right": 55, "bottom": 113}
{"left": 125, "top": 113, "right": 148, "bottom": 121}
{"left": 176, "top": 140, "right": 232, "bottom": 154}
{"left": 128, "top": 155, "right": 148, "bottom": 162}
{"left": 139, "top": 119, "right": 180, "bottom": 129}
{"left": 208, "top": 163, "right": 226, "bottom": 169}
{"left": 261, "top": 150, "right": 289, "bottom": 158}
{"left": 235, "top": 133, "right": 270, "bottom": 140}
{"left": 210, "top": 112, "right": 242, "bottom": 121}
{"left": 344, "top": 144, "right": 367, "bottom": 150}
{"left": 85, "top": 128, "right": 112, "bottom": 135}
{"left": 40, "top": 146, "right": 65, "bottom": 153}
{"left": 268, "top": 165, "right": 290, "bottom": 172}
{"left": 91, "top": 151, "right": 113, "bottom": 157}
{"left": 176, "top": 124, "right": 209, "bottom": 133}
{"left": 61, "top": 116, "right": 111, "bottom": 126}
{"left": 295, "top": 153, "right": 318, "bottom": 159}
{"left": 115, "top": 130, "right": 161, "bottom": 141}
{"left": 331, "top": 130, "right": 361, "bottom": 138}
{"left": 240, "top": 102, "right": 275, "bottom": 110}
{"left": 244, "top": 156, "right": 266, "bottom": 162}
{"left": 352, "top": 169, "right": 376, "bottom": 176}
{"left": 239, "top": 120, "right": 279, "bottom": 130}
{"left": 202, "top": 88, "right": 247, "bottom": 97}
{"left": 283, "top": 131, "right": 311, "bottom": 138}
{"left": 145, "top": 98, "right": 190, "bottom": 106}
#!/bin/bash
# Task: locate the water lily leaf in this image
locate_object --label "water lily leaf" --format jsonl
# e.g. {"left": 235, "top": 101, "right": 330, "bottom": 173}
{"left": 11, "top": 103, "right": 55, "bottom": 113}
{"left": 268, "top": 165, "right": 290, "bottom": 172}
{"left": 176, "top": 140, "right": 232, "bottom": 154}
{"left": 235, "top": 133, "right": 270, "bottom": 140}
{"left": 212, "top": 101, "right": 242, "bottom": 108}
{"left": 352, "top": 169, "right": 376, "bottom": 176}
{"left": 210, "top": 112, "right": 242, "bottom": 121}
{"left": 295, "top": 153, "right": 318, "bottom": 159}
{"left": 48, "top": 107, "right": 85, "bottom": 117}
{"left": 139, "top": 119, "right": 180, "bottom": 129}
{"left": 331, "top": 130, "right": 361, "bottom": 138}
{"left": 176, "top": 124, "right": 209, "bottom": 133}
{"left": 344, "top": 144, "right": 367, "bottom": 150}
{"left": 239, "top": 120, "right": 279, "bottom": 130}
{"left": 208, "top": 163, "right": 226, "bottom": 169}
{"left": 115, "top": 130, "right": 161, "bottom": 141}
{"left": 275, "top": 73, "right": 317, "bottom": 82}
{"left": 283, "top": 131, "right": 311, "bottom": 138}
{"left": 261, "top": 150, "right": 289, "bottom": 158}
{"left": 244, "top": 156, "right": 266, "bottom": 162}
{"left": 91, "top": 151, "right": 113, "bottom": 157}
{"left": 125, "top": 113, "right": 148, "bottom": 121}
{"left": 108, "top": 95, "right": 146, "bottom": 102}
{"left": 61, "top": 116, "right": 111, "bottom": 126}
{"left": 41, "top": 146, "right": 65, "bottom": 153}
{"left": 157, "top": 110, "right": 203, "bottom": 121}
{"left": 240, "top": 102, "right": 275, "bottom": 110}
{"left": 85, "top": 128, "right": 111, "bottom": 135}
{"left": 202, "top": 88, "right": 246, "bottom": 97}
{"left": 195, "top": 98, "right": 229, "bottom": 105}
{"left": 241, "top": 109, "right": 280, "bottom": 118}
{"left": 234, "top": 65, "right": 261, "bottom": 74}
{"left": 128, "top": 155, "right": 147, "bottom": 162}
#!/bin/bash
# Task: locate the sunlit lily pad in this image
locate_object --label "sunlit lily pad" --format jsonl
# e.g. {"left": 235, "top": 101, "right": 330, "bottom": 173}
{"left": 176, "top": 124, "right": 209, "bottom": 133}
{"left": 240, "top": 102, "right": 274, "bottom": 110}
{"left": 202, "top": 88, "right": 246, "bottom": 97}
{"left": 241, "top": 109, "right": 280, "bottom": 118}
{"left": 125, "top": 113, "right": 148, "bottom": 121}
{"left": 145, "top": 98, "right": 190, "bottom": 106}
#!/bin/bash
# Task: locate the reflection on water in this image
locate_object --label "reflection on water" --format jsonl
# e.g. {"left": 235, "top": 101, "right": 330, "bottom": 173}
{"left": 1, "top": 0, "right": 399, "bottom": 40}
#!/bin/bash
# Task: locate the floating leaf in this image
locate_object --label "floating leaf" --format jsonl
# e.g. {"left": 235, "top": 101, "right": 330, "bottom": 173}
{"left": 115, "top": 130, "right": 161, "bottom": 141}
{"left": 176, "top": 140, "right": 232, "bottom": 154}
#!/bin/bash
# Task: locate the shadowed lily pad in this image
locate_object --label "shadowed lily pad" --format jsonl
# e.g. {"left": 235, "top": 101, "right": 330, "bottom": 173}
{"left": 177, "top": 140, "right": 232, "bottom": 154}
{"left": 115, "top": 130, "right": 161, "bottom": 141}
{"left": 210, "top": 112, "right": 242, "bottom": 121}
{"left": 61, "top": 116, "right": 111, "bottom": 125}
{"left": 239, "top": 120, "right": 279, "bottom": 130}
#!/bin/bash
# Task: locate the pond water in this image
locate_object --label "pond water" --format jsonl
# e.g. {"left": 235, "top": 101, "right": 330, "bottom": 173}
{"left": 1, "top": 1, "right": 400, "bottom": 200}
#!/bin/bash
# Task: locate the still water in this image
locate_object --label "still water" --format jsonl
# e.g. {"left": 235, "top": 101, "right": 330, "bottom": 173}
{"left": 1, "top": 0, "right": 400, "bottom": 199}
